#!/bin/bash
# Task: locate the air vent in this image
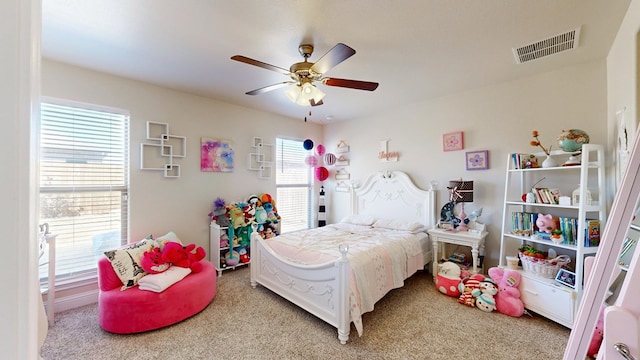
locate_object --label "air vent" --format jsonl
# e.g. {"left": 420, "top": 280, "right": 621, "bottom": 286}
{"left": 513, "top": 27, "right": 581, "bottom": 64}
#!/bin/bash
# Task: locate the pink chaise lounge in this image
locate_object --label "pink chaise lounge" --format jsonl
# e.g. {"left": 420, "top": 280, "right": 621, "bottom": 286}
{"left": 97, "top": 256, "right": 217, "bottom": 334}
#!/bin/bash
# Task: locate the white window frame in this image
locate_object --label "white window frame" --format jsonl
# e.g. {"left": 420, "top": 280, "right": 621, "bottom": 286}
{"left": 39, "top": 97, "right": 130, "bottom": 285}
{"left": 276, "top": 137, "right": 313, "bottom": 233}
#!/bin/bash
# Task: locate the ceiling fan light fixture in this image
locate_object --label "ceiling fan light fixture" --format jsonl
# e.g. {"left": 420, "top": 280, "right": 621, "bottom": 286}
{"left": 285, "top": 83, "right": 325, "bottom": 106}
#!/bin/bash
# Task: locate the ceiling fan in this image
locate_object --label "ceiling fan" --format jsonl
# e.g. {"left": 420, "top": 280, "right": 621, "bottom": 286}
{"left": 231, "top": 43, "right": 379, "bottom": 107}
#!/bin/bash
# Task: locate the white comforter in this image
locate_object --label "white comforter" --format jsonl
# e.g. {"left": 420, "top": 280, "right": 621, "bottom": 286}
{"left": 261, "top": 223, "right": 430, "bottom": 336}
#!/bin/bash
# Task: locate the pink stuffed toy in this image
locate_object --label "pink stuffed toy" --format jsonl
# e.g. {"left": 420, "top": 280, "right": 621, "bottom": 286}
{"left": 488, "top": 267, "right": 525, "bottom": 317}
{"left": 162, "top": 241, "right": 207, "bottom": 273}
{"left": 140, "top": 246, "right": 171, "bottom": 274}
{"left": 587, "top": 305, "right": 605, "bottom": 358}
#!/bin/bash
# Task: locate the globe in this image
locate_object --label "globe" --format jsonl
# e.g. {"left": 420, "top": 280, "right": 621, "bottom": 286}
{"left": 557, "top": 129, "right": 590, "bottom": 152}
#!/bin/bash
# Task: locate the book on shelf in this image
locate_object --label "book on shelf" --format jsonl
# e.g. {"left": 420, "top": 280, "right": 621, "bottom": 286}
{"left": 511, "top": 153, "right": 539, "bottom": 169}
{"left": 585, "top": 219, "right": 601, "bottom": 247}
{"left": 533, "top": 188, "right": 558, "bottom": 204}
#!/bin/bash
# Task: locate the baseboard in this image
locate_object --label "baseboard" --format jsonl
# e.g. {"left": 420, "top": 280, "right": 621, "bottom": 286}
{"left": 46, "top": 289, "right": 98, "bottom": 314}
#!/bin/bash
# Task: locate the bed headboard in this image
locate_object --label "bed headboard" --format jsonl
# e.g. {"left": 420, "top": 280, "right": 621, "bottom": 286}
{"left": 351, "top": 170, "right": 437, "bottom": 229}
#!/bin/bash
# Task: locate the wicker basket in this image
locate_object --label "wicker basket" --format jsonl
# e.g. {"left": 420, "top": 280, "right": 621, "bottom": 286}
{"left": 518, "top": 253, "right": 571, "bottom": 278}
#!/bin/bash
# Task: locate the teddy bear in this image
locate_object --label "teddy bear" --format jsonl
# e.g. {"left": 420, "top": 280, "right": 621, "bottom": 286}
{"left": 488, "top": 267, "right": 525, "bottom": 317}
{"left": 140, "top": 246, "right": 171, "bottom": 274}
{"left": 435, "top": 261, "right": 463, "bottom": 297}
{"left": 473, "top": 278, "right": 498, "bottom": 313}
{"left": 457, "top": 273, "right": 485, "bottom": 307}
{"left": 162, "top": 241, "right": 206, "bottom": 273}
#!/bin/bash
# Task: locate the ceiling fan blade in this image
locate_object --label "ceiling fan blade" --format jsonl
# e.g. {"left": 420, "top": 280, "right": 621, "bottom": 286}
{"left": 310, "top": 43, "right": 356, "bottom": 74}
{"left": 323, "top": 77, "right": 379, "bottom": 91}
{"left": 231, "top": 55, "right": 290, "bottom": 74}
{"left": 310, "top": 99, "right": 324, "bottom": 107}
{"left": 246, "top": 82, "right": 295, "bottom": 95}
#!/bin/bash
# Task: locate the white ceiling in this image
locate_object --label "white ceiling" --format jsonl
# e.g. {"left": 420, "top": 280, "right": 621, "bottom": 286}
{"left": 42, "top": 0, "right": 630, "bottom": 124}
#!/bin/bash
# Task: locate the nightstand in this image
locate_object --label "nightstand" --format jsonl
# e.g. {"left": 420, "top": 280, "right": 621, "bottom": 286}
{"left": 427, "top": 227, "right": 488, "bottom": 280}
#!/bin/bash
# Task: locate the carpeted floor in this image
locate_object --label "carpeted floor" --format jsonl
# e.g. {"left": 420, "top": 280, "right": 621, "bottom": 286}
{"left": 41, "top": 267, "right": 571, "bottom": 360}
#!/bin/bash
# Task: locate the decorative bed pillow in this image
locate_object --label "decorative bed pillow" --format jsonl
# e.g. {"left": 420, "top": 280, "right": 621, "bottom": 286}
{"left": 373, "top": 219, "right": 426, "bottom": 233}
{"left": 155, "top": 231, "right": 183, "bottom": 249}
{"left": 340, "top": 214, "right": 376, "bottom": 226}
{"left": 104, "top": 236, "right": 156, "bottom": 290}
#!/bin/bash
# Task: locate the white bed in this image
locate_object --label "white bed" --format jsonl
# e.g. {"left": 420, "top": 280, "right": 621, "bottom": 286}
{"left": 249, "top": 170, "right": 437, "bottom": 344}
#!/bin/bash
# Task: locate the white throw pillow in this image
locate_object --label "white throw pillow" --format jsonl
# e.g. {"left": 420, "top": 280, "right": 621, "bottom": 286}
{"left": 340, "top": 214, "right": 376, "bottom": 226}
{"left": 104, "top": 236, "right": 156, "bottom": 290}
{"left": 373, "top": 218, "right": 426, "bottom": 233}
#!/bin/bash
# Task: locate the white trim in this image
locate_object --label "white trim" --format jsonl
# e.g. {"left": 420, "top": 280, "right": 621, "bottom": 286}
{"left": 47, "top": 290, "right": 99, "bottom": 314}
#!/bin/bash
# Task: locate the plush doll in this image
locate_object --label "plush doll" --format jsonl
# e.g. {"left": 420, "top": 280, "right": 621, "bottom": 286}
{"left": 488, "top": 267, "right": 525, "bottom": 317}
{"left": 254, "top": 205, "right": 268, "bottom": 225}
{"left": 210, "top": 197, "right": 231, "bottom": 227}
{"left": 457, "top": 273, "right": 485, "bottom": 307}
{"left": 473, "top": 279, "right": 498, "bottom": 313}
{"left": 219, "top": 232, "right": 229, "bottom": 248}
{"left": 236, "top": 225, "right": 251, "bottom": 247}
{"left": 263, "top": 202, "right": 278, "bottom": 223}
{"left": 162, "top": 241, "right": 206, "bottom": 273}
{"left": 229, "top": 205, "right": 247, "bottom": 229}
{"left": 224, "top": 249, "right": 240, "bottom": 267}
{"left": 587, "top": 305, "right": 606, "bottom": 358}
{"left": 140, "top": 246, "right": 171, "bottom": 274}
{"left": 435, "top": 261, "right": 463, "bottom": 297}
{"left": 238, "top": 247, "right": 250, "bottom": 263}
{"left": 535, "top": 213, "right": 558, "bottom": 234}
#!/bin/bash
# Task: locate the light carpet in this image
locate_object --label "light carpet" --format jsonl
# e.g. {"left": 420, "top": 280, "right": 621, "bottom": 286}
{"left": 41, "top": 267, "right": 571, "bottom": 360}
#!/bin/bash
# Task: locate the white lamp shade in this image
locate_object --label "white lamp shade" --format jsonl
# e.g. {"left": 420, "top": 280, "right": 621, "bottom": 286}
{"left": 285, "top": 83, "right": 325, "bottom": 106}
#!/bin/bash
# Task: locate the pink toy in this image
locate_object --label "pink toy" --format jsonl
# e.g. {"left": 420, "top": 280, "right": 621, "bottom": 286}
{"left": 162, "top": 242, "right": 207, "bottom": 273}
{"left": 140, "top": 246, "right": 171, "bottom": 274}
{"left": 435, "top": 261, "right": 463, "bottom": 297}
{"left": 488, "top": 267, "right": 525, "bottom": 317}
{"left": 535, "top": 213, "right": 558, "bottom": 234}
{"left": 587, "top": 305, "right": 605, "bottom": 358}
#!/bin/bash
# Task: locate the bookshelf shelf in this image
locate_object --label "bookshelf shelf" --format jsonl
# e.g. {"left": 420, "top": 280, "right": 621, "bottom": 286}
{"left": 499, "top": 144, "right": 607, "bottom": 328}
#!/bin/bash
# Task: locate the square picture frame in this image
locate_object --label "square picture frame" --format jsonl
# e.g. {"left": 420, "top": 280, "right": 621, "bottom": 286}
{"left": 555, "top": 269, "right": 576, "bottom": 289}
{"left": 466, "top": 150, "right": 489, "bottom": 170}
{"left": 442, "top": 131, "right": 464, "bottom": 151}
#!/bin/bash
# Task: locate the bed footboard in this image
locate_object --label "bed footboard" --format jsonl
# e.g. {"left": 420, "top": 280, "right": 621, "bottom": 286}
{"left": 250, "top": 231, "right": 351, "bottom": 344}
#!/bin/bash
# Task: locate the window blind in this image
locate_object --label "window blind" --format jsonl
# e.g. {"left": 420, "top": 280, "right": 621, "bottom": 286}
{"left": 39, "top": 100, "right": 129, "bottom": 284}
{"left": 276, "top": 138, "right": 312, "bottom": 233}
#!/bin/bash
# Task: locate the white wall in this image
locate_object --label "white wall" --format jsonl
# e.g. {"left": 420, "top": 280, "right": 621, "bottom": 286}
{"left": 324, "top": 60, "right": 608, "bottom": 269}
{"left": 43, "top": 52, "right": 610, "bottom": 279}
{"left": 41, "top": 60, "right": 323, "bottom": 256}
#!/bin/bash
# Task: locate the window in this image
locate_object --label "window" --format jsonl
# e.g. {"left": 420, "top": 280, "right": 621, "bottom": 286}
{"left": 276, "top": 138, "right": 312, "bottom": 233}
{"left": 39, "top": 99, "right": 129, "bottom": 284}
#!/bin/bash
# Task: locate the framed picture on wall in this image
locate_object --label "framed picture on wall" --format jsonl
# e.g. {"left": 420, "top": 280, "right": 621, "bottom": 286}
{"left": 466, "top": 150, "right": 489, "bottom": 170}
{"left": 442, "top": 131, "right": 464, "bottom": 151}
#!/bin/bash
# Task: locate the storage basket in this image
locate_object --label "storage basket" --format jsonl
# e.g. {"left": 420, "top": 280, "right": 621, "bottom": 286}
{"left": 518, "top": 253, "right": 571, "bottom": 278}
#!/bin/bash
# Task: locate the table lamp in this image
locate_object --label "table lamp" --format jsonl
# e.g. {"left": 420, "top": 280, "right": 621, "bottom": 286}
{"left": 449, "top": 180, "right": 474, "bottom": 231}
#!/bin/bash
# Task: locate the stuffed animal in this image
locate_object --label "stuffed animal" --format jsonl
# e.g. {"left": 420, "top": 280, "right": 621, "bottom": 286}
{"left": 535, "top": 213, "right": 558, "bottom": 234}
{"left": 224, "top": 250, "right": 240, "bottom": 267}
{"left": 210, "top": 197, "right": 231, "bottom": 227}
{"left": 140, "top": 246, "right": 171, "bottom": 274}
{"left": 228, "top": 205, "right": 246, "bottom": 229}
{"left": 219, "top": 232, "right": 229, "bottom": 248}
{"left": 254, "top": 205, "right": 267, "bottom": 225}
{"left": 473, "top": 279, "right": 498, "bottom": 313}
{"left": 587, "top": 305, "right": 606, "bottom": 358}
{"left": 435, "top": 261, "right": 463, "bottom": 297}
{"left": 457, "top": 273, "right": 485, "bottom": 307}
{"left": 238, "top": 247, "right": 250, "bottom": 263}
{"left": 488, "top": 267, "right": 525, "bottom": 317}
{"left": 162, "top": 241, "right": 206, "bottom": 273}
{"left": 236, "top": 225, "right": 251, "bottom": 247}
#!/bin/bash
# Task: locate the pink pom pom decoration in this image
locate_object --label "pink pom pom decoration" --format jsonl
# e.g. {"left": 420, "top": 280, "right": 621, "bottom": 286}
{"left": 315, "top": 166, "right": 329, "bottom": 181}
{"left": 305, "top": 155, "right": 318, "bottom": 167}
{"left": 316, "top": 144, "right": 326, "bottom": 156}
